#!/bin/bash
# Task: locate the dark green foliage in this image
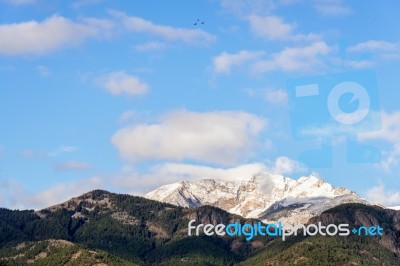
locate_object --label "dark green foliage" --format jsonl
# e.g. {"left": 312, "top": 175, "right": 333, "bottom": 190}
{"left": 0, "top": 192, "right": 399, "bottom": 266}
{"left": 322, "top": 203, "right": 397, "bottom": 230}
{"left": 145, "top": 235, "right": 241, "bottom": 265}
{"left": 0, "top": 240, "right": 137, "bottom": 266}
{"left": 0, "top": 191, "right": 261, "bottom": 265}
{"left": 0, "top": 208, "right": 75, "bottom": 246}
{"left": 238, "top": 235, "right": 399, "bottom": 266}
{"left": 74, "top": 215, "right": 153, "bottom": 262}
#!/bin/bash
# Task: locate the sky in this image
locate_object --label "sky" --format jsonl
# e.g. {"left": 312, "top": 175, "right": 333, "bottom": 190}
{"left": 1, "top": 0, "right": 400, "bottom": 210}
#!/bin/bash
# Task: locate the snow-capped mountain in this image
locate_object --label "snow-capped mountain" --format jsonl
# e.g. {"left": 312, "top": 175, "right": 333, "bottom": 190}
{"left": 145, "top": 173, "right": 368, "bottom": 224}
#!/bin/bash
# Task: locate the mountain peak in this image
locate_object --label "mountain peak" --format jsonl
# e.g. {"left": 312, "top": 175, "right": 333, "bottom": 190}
{"left": 145, "top": 173, "right": 367, "bottom": 223}
{"left": 38, "top": 189, "right": 114, "bottom": 217}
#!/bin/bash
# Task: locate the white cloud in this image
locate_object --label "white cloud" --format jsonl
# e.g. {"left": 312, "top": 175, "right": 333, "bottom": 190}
{"left": 213, "top": 40, "right": 397, "bottom": 75}
{"left": 97, "top": 71, "right": 149, "bottom": 96}
{"left": 213, "top": 50, "right": 264, "bottom": 74}
{"left": 112, "top": 158, "right": 307, "bottom": 195}
{"left": 360, "top": 111, "right": 400, "bottom": 143}
{"left": 212, "top": 42, "right": 331, "bottom": 76}
{"left": 134, "top": 41, "right": 168, "bottom": 52}
{"left": 112, "top": 110, "right": 266, "bottom": 165}
{"left": 252, "top": 41, "right": 331, "bottom": 73}
{"left": 0, "top": 15, "right": 113, "bottom": 56}
{"left": 48, "top": 145, "right": 78, "bottom": 157}
{"left": 243, "top": 88, "right": 258, "bottom": 98}
{"left": 248, "top": 15, "right": 319, "bottom": 41}
{"left": 54, "top": 161, "right": 91, "bottom": 171}
{"left": 313, "top": 0, "right": 351, "bottom": 16}
{"left": 0, "top": 176, "right": 103, "bottom": 210}
{"left": 366, "top": 181, "right": 400, "bottom": 207}
{"left": 0, "top": 162, "right": 264, "bottom": 208}
{"left": 118, "top": 110, "right": 138, "bottom": 123}
{"left": 20, "top": 149, "right": 46, "bottom": 159}
{"left": 344, "top": 60, "right": 374, "bottom": 69}
{"left": 2, "top": 0, "right": 36, "bottom": 5}
{"left": 349, "top": 40, "right": 398, "bottom": 53}
{"left": 219, "top": 0, "right": 276, "bottom": 17}
{"left": 81, "top": 17, "right": 115, "bottom": 38}
{"left": 153, "top": 162, "right": 265, "bottom": 181}
{"left": 360, "top": 111, "right": 400, "bottom": 172}
{"left": 248, "top": 15, "right": 292, "bottom": 40}
{"left": 268, "top": 156, "right": 307, "bottom": 175}
{"left": 36, "top": 65, "right": 50, "bottom": 77}
{"left": 113, "top": 11, "right": 215, "bottom": 44}
{"left": 245, "top": 88, "right": 288, "bottom": 105}
{"left": 297, "top": 109, "right": 382, "bottom": 140}
{"left": 71, "top": 0, "right": 103, "bottom": 9}
{"left": 109, "top": 162, "right": 267, "bottom": 196}
{"left": 21, "top": 145, "right": 78, "bottom": 159}
{"left": 348, "top": 40, "right": 400, "bottom": 62}
{"left": 265, "top": 89, "right": 288, "bottom": 105}
{"left": 379, "top": 151, "right": 400, "bottom": 173}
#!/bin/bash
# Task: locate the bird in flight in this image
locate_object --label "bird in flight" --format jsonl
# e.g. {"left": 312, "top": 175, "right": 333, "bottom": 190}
{"left": 193, "top": 19, "right": 205, "bottom": 26}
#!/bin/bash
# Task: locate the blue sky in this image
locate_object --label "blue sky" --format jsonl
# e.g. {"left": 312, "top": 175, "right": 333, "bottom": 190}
{"left": 1, "top": 0, "right": 400, "bottom": 209}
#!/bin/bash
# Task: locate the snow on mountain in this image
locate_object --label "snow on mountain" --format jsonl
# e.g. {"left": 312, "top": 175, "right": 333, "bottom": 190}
{"left": 144, "top": 173, "right": 368, "bottom": 224}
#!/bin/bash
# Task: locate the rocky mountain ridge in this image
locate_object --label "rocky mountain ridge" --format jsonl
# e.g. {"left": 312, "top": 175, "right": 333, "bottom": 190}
{"left": 145, "top": 173, "right": 368, "bottom": 223}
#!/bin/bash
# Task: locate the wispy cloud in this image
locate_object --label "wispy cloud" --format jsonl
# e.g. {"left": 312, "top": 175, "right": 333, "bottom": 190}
{"left": 265, "top": 88, "right": 288, "bottom": 105}
{"left": 134, "top": 41, "right": 168, "bottom": 52}
{"left": 48, "top": 145, "right": 78, "bottom": 157}
{"left": 21, "top": 146, "right": 77, "bottom": 159}
{"left": 0, "top": 162, "right": 266, "bottom": 209}
{"left": 97, "top": 71, "right": 149, "bottom": 97}
{"left": 118, "top": 110, "right": 138, "bottom": 124}
{"left": 360, "top": 111, "right": 400, "bottom": 144}
{"left": 360, "top": 111, "right": 400, "bottom": 172}
{"left": 212, "top": 42, "right": 332, "bottom": 76}
{"left": 71, "top": 0, "right": 103, "bottom": 9}
{"left": 244, "top": 88, "right": 288, "bottom": 105}
{"left": 111, "top": 158, "right": 307, "bottom": 195}
{"left": 252, "top": 41, "right": 331, "bottom": 73}
{"left": 219, "top": 0, "right": 276, "bottom": 18}
{"left": 313, "top": 0, "right": 351, "bottom": 16}
{"left": 112, "top": 11, "right": 215, "bottom": 45}
{"left": 348, "top": 40, "right": 400, "bottom": 62}
{"left": 349, "top": 40, "right": 398, "bottom": 53}
{"left": 20, "top": 149, "right": 46, "bottom": 159}
{"left": 2, "top": 0, "right": 37, "bottom": 5}
{"left": 213, "top": 50, "right": 264, "bottom": 74}
{"left": 35, "top": 65, "right": 50, "bottom": 77}
{"left": 366, "top": 181, "right": 400, "bottom": 207}
{"left": 0, "top": 15, "right": 114, "bottom": 56}
{"left": 110, "top": 162, "right": 267, "bottom": 195}
{"left": 248, "top": 15, "right": 320, "bottom": 41}
{"left": 0, "top": 176, "right": 103, "bottom": 210}
{"left": 54, "top": 161, "right": 92, "bottom": 171}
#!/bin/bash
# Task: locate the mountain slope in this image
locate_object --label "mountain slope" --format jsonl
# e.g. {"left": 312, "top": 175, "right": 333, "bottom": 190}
{"left": 145, "top": 173, "right": 367, "bottom": 223}
{"left": 0, "top": 239, "right": 137, "bottom": 266}
{"left": 1, "top": 190, "right": 399, "bottom": 265}
{"left": 240, "top": 203, "right": 400, "bottom": 266}
{"left": 0, "top": 190, "right": 264, "bottom": 265}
